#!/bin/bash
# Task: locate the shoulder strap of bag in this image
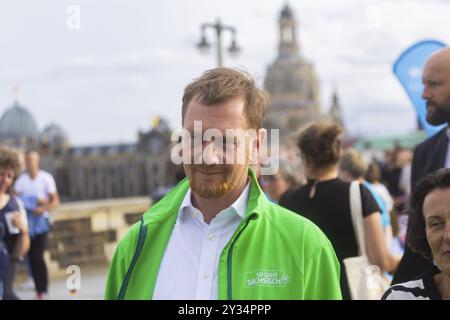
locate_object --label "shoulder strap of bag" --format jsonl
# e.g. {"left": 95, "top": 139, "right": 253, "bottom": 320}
{"left": 349, "top": 181, "right": 367, "bottom": 256}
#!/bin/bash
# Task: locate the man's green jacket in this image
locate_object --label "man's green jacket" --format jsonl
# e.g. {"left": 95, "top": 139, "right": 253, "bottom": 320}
{"left": 105, "top": 170, "right": 342, "bottom": 300}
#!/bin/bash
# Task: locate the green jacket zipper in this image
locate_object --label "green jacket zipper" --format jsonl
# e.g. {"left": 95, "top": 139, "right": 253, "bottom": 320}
{"left": 117, "top": 217, "right": 148, "bottom": 300}
{"left": 227, "top": 213, "right": 257, "bottom": 300}
{"left": 118, "top": 213, "right": 257, "bottom": 300}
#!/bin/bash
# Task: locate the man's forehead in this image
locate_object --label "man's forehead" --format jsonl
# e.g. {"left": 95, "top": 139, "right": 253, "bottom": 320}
{"left": 186, "top": 96, "right": 245, "bottom": 114}
{"left": 184, "top": 126, "right": 251, "bottom": 137}
{"left": 183, "top": 98, "right": 248, "bottom": 130}
{"left": 26, "top": 152, "right": 39, "bottom": 159}
{"left": 424, "top": 52, "right": 450, "bottom": 77}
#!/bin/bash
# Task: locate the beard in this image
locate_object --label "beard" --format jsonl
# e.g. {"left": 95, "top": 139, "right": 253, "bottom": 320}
{"left": 185, "top": 164, "right": 236, "bottom": 199}
{"left": 426, "top": 100, "right": 450, "bottom": 126}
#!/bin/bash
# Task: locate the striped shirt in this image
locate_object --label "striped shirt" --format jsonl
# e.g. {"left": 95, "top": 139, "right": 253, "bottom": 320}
{"left": 382, "top": 266, "right": 442, "bottom": 300}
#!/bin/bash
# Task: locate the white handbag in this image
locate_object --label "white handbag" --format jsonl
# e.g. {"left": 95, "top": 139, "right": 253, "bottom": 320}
{"left": 343, "top": 181, "right": 389, "bottom": 300}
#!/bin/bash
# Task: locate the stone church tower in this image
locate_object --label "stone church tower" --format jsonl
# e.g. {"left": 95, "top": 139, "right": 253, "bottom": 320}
{"left": 329, "top": 90, "right": 345, "bottom": 128}
{"left": 264, "top": 4, "right": 321, "bottom": 137}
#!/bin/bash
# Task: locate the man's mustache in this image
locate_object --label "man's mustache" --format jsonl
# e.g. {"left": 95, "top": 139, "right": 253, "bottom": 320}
{"left": 189, "top": 165, "right": 229, "bottom": 173}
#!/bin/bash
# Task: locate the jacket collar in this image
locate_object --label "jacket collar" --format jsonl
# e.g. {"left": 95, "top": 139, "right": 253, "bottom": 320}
{"left": 436, "top": 126, "right": 449, "bottom": 168}
{"left": 178, "top": 182, "right": 250, "bottom": 221}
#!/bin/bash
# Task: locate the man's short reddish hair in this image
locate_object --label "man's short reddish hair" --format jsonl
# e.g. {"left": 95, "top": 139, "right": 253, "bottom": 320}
{"left": 182, "top": 68, "right": 270, "bottom": 129}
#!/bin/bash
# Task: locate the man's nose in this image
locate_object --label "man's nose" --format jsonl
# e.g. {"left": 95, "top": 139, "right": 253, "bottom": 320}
{"left": 422, "top": 85, "right": 431, "bottom": 100}
{"left": 203, "top": 141, "right": 222, "bottom": 165}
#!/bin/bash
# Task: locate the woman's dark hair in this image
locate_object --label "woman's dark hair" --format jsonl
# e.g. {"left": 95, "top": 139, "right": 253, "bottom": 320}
{"left": 365, "top": 161, "right": 382, "bottom": 183}
{"left": 407, "top": 168, "right": 450, "bottom": 258}
{"left": 297, "top": 122, "right": 343, "bottom": 171}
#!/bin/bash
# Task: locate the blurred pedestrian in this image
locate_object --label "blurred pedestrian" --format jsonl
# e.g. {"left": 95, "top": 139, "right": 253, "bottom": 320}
{"left": 366, "top": 161, "right": 394, "bottom": 218}
{"left": 261, "top": 159, "right": 301, "bottom": 203}
{"left": 384, "top": 147, "right": 410, "bottom": 214}
{"left": 14, "top": 150, "right": 59, "bottom": 300}
{"left": 339, "top": 149, "right": 398, "bottom": 256}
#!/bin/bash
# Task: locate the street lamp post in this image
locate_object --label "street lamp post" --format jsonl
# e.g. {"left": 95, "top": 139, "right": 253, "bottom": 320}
{"left": 197, "top": 18, "right": 241, "bottom": 67}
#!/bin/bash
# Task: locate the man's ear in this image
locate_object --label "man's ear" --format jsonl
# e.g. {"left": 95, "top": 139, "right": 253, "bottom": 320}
{"left": 248, "top": 128, "right": 265, "bottom": 165}
{"left": 249, "top": 128, "right": 267, "bottom": 166}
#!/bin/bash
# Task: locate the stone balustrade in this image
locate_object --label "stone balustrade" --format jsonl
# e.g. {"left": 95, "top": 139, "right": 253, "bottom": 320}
{"left": 44, "top": 197, "right": 151, "bottom": 277}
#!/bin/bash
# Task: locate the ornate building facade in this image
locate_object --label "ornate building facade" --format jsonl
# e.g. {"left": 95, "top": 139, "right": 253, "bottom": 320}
{"left": 0, "top": 98, "right": 176, "bottom": 202}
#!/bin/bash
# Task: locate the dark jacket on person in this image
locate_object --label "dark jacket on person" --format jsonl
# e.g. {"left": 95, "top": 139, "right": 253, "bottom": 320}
{"left": 393, "top": 126, "right": 448, "bottom": 284}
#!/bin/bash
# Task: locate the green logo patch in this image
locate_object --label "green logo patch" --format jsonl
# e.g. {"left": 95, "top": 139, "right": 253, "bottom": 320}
{"left": 245, "top": 270, "right": 289, "bottom": 288}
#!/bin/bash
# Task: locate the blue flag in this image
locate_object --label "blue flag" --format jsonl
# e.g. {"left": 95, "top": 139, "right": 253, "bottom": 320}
{"left": 393, "top": 40, "right": 447, "bottom": 137}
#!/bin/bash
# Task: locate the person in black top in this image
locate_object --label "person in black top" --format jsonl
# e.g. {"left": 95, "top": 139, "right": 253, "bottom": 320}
{"left": 383, "top": 169, "right": 450, "bottom": 300}
{"left": 280, "top": 122, "right": 399, "bottom": 299}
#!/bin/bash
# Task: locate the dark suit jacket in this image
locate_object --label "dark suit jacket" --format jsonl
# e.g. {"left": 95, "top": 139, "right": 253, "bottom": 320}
{"left": 410, "top": 127, "right": 449, "bottom": 191}
{"left": 392, "top": 126, "right": 448, "bottom": 284}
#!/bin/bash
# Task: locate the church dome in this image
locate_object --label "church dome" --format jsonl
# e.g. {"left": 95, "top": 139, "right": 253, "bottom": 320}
{"left": 40, "top": 122, "right": 69, "bottom": 147}
{"left": 0, "top": 103, "right": 39, "bottom": 141}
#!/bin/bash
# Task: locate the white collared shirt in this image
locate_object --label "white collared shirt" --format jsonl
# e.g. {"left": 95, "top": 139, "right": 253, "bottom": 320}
{"left": 152, "top": 183, "right": 250, "bottom": 300}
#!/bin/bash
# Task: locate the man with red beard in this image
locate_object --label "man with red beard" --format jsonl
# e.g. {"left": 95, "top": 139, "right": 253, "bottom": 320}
{"left": 105, "top": 68, "right": 341, "bottom": 300}
{"left": 393, "top": 47, "right": 450, "bottom": 284}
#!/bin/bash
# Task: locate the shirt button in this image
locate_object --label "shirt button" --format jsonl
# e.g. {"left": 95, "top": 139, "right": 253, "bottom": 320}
{"left": 202, "top": 272, "right": 209, "bottom": 279}
{"left": 208, "top": 233, "right": 216, "bottom": 241}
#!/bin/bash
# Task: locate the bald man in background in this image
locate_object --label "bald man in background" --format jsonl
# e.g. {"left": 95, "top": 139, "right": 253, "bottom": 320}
{"left": 393, "top": 47, "right": 450, "bottom": 284}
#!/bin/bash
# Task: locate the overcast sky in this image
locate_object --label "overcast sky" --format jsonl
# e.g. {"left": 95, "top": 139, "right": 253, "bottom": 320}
{"left": 0, "top": 0, "right": 449, "bottom": 146}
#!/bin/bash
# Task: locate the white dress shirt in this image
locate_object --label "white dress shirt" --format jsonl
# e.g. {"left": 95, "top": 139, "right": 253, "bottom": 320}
{"left": 152, "top": 182, "right": 250, "bottom": 300}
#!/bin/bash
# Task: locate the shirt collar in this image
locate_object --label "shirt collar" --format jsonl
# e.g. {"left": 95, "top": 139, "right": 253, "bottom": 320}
{"left": 179, "top": 180, "right": 250, "bottom": 220}
{"left": 179, "top": 188, "right": 194, "bottom": 213}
